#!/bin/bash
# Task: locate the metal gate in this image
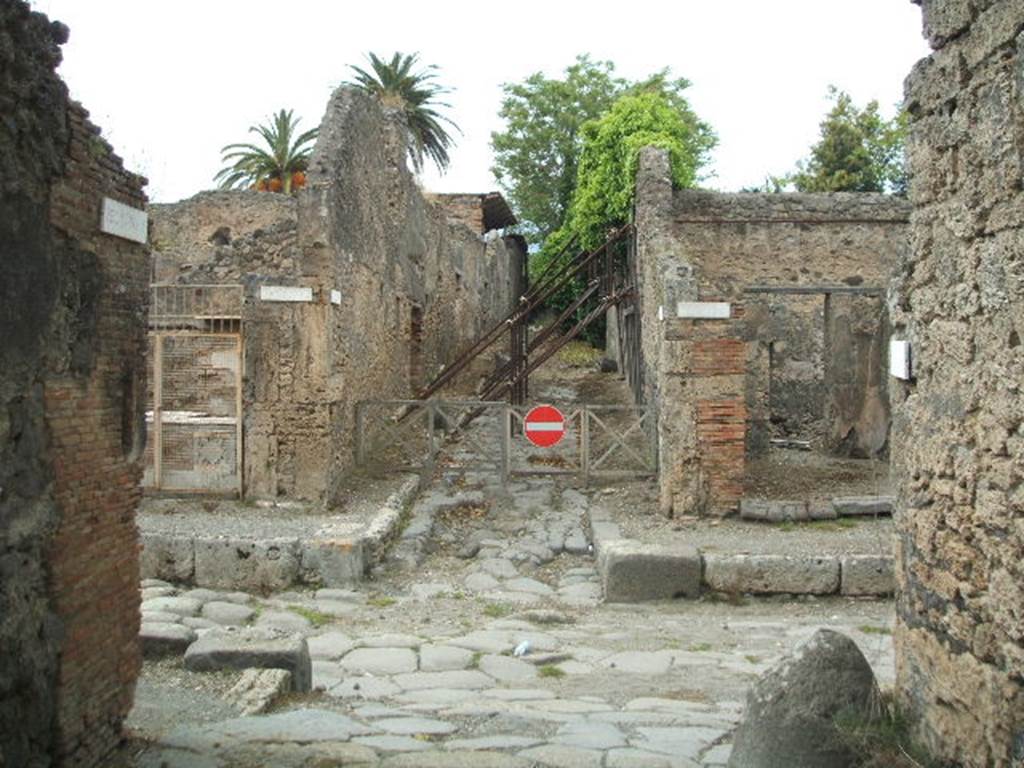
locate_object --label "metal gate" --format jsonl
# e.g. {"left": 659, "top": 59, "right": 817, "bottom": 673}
{"left": 144, "top": 285, "right": 244, "bottom": 495}
{"left": 354, "top": 400, "right": 656, "bottom": 485}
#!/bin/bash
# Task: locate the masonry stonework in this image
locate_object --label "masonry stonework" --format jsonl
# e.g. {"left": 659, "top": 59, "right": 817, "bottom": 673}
{"left": 634, "top": 148, "right": 909, "bottom": 515}
{"left": 892, "top": 2, "right": 1024, "bottom": 765}
{"left": 149, "top": 87, "right": 526, "bottom": 502}
{"left": 1, "top": 3, "right": 148, "bottom": 765}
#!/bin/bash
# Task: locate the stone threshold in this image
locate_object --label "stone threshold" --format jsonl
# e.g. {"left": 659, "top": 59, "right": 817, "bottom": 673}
{"left": 140, "top": 475, "right": 421, "bottom": 591}
{"left": 587, "top": 506, "right": 894, "bottom": 603}
{"left": 739, "top": 496, "right": 894, "bottom": 523}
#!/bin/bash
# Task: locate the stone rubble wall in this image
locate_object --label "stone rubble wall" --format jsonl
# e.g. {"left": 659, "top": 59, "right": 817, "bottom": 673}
{"left": 893, "top": 2, "right": 1024, "bottom": 765}
{"left": 0, "top": 3, "right": 149, "bottom": 765}
{"left": 634, "top": 149, "right": 909, "bottom": 515}
{"left": 149, "top": 87, "right": 526, "bottom": 502}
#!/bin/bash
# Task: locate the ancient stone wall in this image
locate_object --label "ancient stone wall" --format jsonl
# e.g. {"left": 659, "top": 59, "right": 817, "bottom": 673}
{"left": 149, "top": 87, "right": 526, "bottom": 502}
{"left": 892, "top": 2, "right": 1024, "bottom": 765}
{"left": 634, "top": 150, "right": 909, "bottom": 515}
{"left": 0, "top": 3, "right": 148, "bottom": 765}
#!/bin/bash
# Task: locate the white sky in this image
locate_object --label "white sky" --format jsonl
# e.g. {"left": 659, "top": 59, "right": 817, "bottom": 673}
{"left": 30, "top": 1, "right": 929, "bottom": 205}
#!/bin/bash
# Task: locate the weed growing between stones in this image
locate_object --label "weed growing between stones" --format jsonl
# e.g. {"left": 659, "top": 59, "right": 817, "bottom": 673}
{"left": 468, "top": 652, "right": 483, "bottom": 670}
{"left": 858, "top": 625, "right": 891, "bottom": 636}
{"left": 367, "top": 596, "right": 396, "bottom": 608}
{"left": 538, "top": 664, "right": 566, "bottom": 679}
{"left": 482, "top": 602, "right": 512, "bottom": 618}
{"left": 704, "top": 591, "right": 748, "bottom": 606}
{"left": 834, "top": 690, "right": 939, "bottom": 768}
{"left": 287, "top": 605, "right": 332, "bottom": 628}
{"left": 688, "top": 642, "right": 712, "bottom": 652}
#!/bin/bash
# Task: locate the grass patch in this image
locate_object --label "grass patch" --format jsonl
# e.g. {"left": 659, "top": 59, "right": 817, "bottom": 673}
{"left": 744, "top": 654, "right": 762, "bottom": 664}
{"left": 858, "top": 625, "right": 892, "bottom": 636}
{"left": 468, "top": 652, "right": 483, "bottom": 670}
{"left": 688, "top": 642, "right": 712, "bottom": 652}
{"left": 557, "top": 340, "right": 603, "bottom": 367}
{"left": 538, "top": 664, "right": 566, "bottom": 679}
{"left": 482, "top": 602, "right": 512, "bottom": 619}
{"left": 247, "top": 605, "right": 263, "bottom": 624}
{"left": 835, "top": 689, "right": 940, "bottom": 767}
{"left": 367, "top": 596, "right": 396, "bottom": 608}
{"left": 288, "top": 604, "right": 332, "bottom": 628}
{"left": 773, "top": 518, "right": 859, "bottom": 532}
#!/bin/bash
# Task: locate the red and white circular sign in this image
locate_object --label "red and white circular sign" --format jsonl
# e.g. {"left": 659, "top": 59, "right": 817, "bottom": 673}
{"left": 524, "top": 404, "right": 565, "bottom": 448}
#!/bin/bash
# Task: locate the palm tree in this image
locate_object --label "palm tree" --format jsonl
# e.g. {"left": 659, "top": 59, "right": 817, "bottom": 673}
{"left": 346, "top": 52, "right": 459, "bottom": 174}
{"left": 214, "top": 109, "right": 318, "bottom": 193}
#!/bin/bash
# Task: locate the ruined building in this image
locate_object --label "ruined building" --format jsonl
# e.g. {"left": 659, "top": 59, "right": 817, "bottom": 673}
{"left": 147, "top": 88, "right": 526, "bottom": 503}
{"left": 0, "top": 2, "right": 149, "bottom": 764}
{"left": 891, "top": 1, "right": 1024, "bottom": 764}
{"left": 631, "top": 149, "right": 910, "bottom": 516}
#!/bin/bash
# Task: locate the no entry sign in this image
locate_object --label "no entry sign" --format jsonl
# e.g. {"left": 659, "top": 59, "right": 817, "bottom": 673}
{"left": 524, "top": 404, "right": 565, "bottom": 448}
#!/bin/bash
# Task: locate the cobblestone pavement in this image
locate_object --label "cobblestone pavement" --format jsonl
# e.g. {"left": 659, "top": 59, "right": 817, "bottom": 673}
{"left": 128, "top": 368, "right": 895, "bottom": 767}
{"left": 129, "top": 471, "right": 895, "bottom": 768}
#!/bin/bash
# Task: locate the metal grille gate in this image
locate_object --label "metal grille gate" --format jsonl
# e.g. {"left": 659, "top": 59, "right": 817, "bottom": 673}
{"left": 354, "top": 400, "right": 656, "bottom": 485}
{"left": 144, "top": 285, "right": 244, "bottom": 495}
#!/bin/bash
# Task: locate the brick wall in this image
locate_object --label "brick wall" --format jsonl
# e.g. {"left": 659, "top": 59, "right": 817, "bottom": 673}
{"left": 45, "top": 102, "right": 149, "bottom": 766}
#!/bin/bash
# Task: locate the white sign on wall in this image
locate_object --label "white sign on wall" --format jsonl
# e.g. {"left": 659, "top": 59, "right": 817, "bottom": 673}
{"left": 677, "top": 301, "right": 731, "bottom": 319}
{"left": 330, "top": 289, "right": 342, "bottom": 306}
{"left": 259, "top": 285, "right": 314, "bottom": 303}
{"left": 100, "top": 197, "right": 148, "bottom": 244}
{"left": 890, "top": 339, "right": 912, "bottom": 380}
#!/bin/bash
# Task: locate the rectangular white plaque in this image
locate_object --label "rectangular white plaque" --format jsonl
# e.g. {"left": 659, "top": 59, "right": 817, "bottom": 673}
{"left": 890, "top": 339, "right": 912, "bottom": 380}
{"left": 259, "top": 285, "right": 313, "bottom": 303}
{"left": 330, "top": 289, "right": 342, "bottom": 306}
{"left": 100, "top": 197, "right": 148, "bottom": 244}
{"left": 677, "top": 301, "right": 731, "bottom": 319}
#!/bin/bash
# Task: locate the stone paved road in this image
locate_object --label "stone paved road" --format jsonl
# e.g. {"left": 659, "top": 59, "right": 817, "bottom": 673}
{"left": 129, "top": 472, "right": 895, "bottom": 768}
{"left": 128, "top": 367, "right": 895, "bottom": 767}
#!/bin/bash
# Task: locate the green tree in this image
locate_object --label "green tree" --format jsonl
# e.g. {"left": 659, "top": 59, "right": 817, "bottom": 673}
{"left": 214, "top": 109, "right": 318, "bottom": 194}
{"left": 532, "top": 89, "right": 714, "bottom": 342}
{"left": 790, "top": 87, "right": 907, "bottom": 194}
{"left": 491, "top": 55, "right": 709, "bottom": 243}
{"left": 347, "top": 52, "right": 459, "bottom": 173}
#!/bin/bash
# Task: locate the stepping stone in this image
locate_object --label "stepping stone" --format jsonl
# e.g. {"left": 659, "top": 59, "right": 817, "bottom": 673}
{"left": 330, "top": 675, "right": 401, "bottom": 699}
{"left": 478, "top": 654, "right": 538, "bottom": 683}
{"left": 554, "top": 721, "right": 628, "bottom": 750}
{"left": 563, "top": 528, "right": 590, "bottom": 555}
{"left": 605, "top": 748, "right": 676, "bottom": 768}
{"left": 375, "top": 717, "right": 457, "bottom": 736}
{"left": 201, "top": 601, "right": 254, "bottom": 626}
{"left": 478, "top": 559, "right": 519, "bottom": 579}
{"left": 340, "top": 647, "right": 418, "bottom": 675}
{"left": 420, "top": 644, "right": 475, "bottom": 672}
{"left": 358, "top": 633, "right": 422, "bottom": 649}
{"left": 629, "top": 726, "right": 724, "bottom": 760}
{"left": 162, "top": 709, "right": 372, "bottom": 751}
{"left": 253, "top": 610, "right": 312, "bottom": 633}
{"left": 518, "top": 744, "right": 604, "bottom": 767}
{"left": 599, "top": 542, "right": 701, "bottom": 602}
{"left": 307, "top": 631, "right": 355, "bottom": 660}
{"left": 600, "top": 651, "right": 675, "bottom": 675}
{"left": 392, "top": 670, "right": 493, "bottom": 691}
{"left": 504, "top": 577, "right": 554, "bottom": 596}
{"left": 353, "top": 734, "right": 433, "bottom": 753}
{"left": 144, "top": 596, "right": 203, "bottom": 617}
{"left": 444, "top": 735, "right": 544, "bottom": 751}
{"left": 183, "top": 628, "right": 312, "bottom": 692}
{"left": 465, "top": 573, "right": 501, "bottom": 592}
{"left": 140, "top": 623, "right": 196, "bottom": 658}
{"left": 141, "top": 610, "right": 183, "bottom": 625}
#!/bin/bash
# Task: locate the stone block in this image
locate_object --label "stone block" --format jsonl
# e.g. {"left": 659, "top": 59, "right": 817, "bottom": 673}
{"left": 184, "top": 628, "right": 312, "bottom": 692}
{"left": 831, "top": 496, "right": 894, "bottom": 516}
{"left": 840, "top": 555, "right": 895, "bottom": 596}
{"left": 599, "top": 540, "right": 702, "bottom": 602}
{"left": 140, "top": 623, "right": 197, "bottom": 658}
{"left": 140, "top": 533, "right": 195, "bottom": 583}
{"left": 739, "top": 499, "right": 809, "bottom": 522}
{"left": 300, "top": 538, "right": 364, "bottom": 585}
{"left": 193, "top": 537, "right": 300, "bottom": 592}
{"left": 702, "top": 554, "right": 839, "bottom": 595}
{"left": 225, "top": 668, "right": 292, "bottom": 715}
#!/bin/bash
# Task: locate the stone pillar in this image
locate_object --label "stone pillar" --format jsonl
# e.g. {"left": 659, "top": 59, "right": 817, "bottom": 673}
{"left": 892, "top": 2, "right": 1024, "bottom": 765}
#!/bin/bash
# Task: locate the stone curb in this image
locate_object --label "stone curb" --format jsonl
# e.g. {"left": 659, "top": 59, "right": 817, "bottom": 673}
{"left": 139, "top": 473, "right": 422, "bottom": 590}
{"left": 739, "top": 495, "right": 894, "bottom": 522}
{"left": 585, "top": 507, "right": 894, "bottom": 602}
